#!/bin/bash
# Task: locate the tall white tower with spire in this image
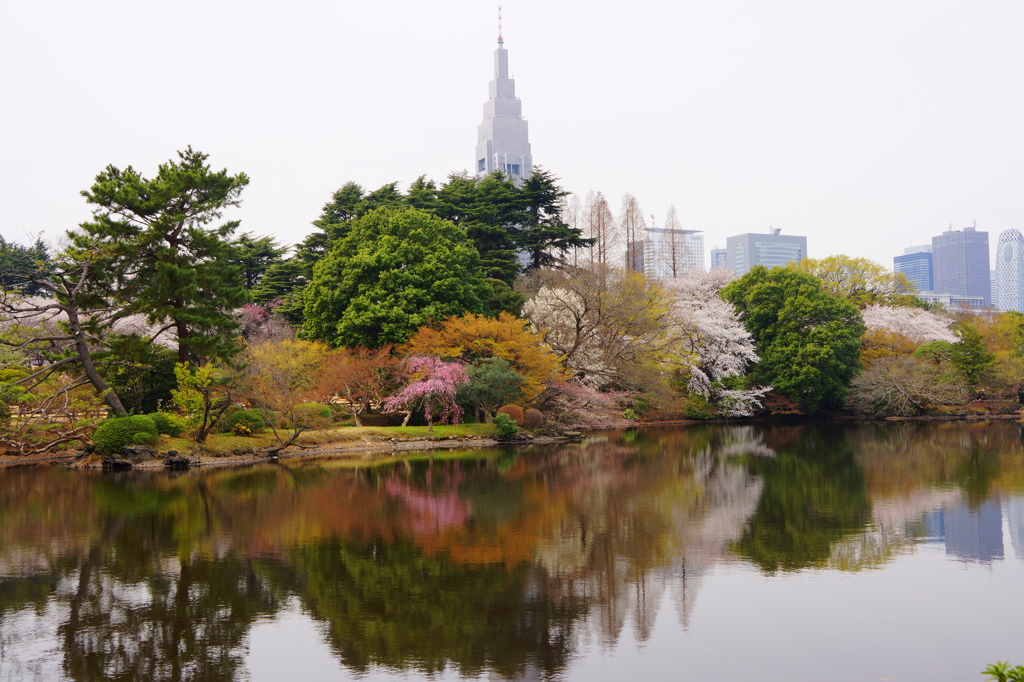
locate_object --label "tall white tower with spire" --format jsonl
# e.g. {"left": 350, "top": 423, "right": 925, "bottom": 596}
{"left": 475, "top": 7, "right": 533, "bottom": 182}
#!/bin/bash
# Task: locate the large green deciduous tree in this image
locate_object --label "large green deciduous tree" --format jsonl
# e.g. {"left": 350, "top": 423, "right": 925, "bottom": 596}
{"left": 722, "top": 266, "right": 865, "bottom": 412}
{"left": 74, "top": 147, "right": 250, "bottom": 363}
{"left": 302, "top": 207, "right": 492, "bottom": 348}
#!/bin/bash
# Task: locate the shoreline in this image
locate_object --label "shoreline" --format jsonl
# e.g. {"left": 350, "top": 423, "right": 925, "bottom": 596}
{"left": 0, "top": 433, "right": 588, "bottom": 470}
{"left": 4, "top": 411, "right": 1023, "bottom": 470}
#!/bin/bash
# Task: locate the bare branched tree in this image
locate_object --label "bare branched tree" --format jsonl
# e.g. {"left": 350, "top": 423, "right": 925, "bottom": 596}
{"left": 846, "top": 355, "right": 967, "bottom": 416}
{"left": 665, "top": 206, "right": 683, "bottom": 279}
{"left": 583, "top": 192, "right": 618, "bottom": 269}
{"left": 619, "top": 194, "right": 645, "bottom": 273}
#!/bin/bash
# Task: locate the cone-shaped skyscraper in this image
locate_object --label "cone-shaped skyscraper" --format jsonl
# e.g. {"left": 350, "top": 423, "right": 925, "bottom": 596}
{"left": 475, "top": 11, "right": 532, "bottom": 182}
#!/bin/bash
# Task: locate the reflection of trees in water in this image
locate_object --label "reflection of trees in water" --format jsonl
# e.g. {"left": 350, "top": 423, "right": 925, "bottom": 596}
{"left": 282, "top": 537, "right": 582, "bottom": 680}
{"left": 15, "top": 422, "right": 1006, "bottom": 678}
{"left": 849, "top": 421, "right": 1024, "bottom": 500}
{"left": 526, "top": 427, "right": 768, "bottom": 643}
{"left": 0, "top": 470, "right": 283, "bottom": 682}
{"left": 732, "top": 425, "right": 872, "bottom": 574}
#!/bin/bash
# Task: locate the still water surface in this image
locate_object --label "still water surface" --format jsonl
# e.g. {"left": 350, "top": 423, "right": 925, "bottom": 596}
{"left": 2, "top": 422, "right": 1024, "bottom": 681}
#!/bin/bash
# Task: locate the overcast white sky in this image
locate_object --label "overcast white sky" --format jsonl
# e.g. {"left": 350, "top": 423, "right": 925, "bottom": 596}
{"left": 2, "top": 0, "right": 1022, "bottom": 269}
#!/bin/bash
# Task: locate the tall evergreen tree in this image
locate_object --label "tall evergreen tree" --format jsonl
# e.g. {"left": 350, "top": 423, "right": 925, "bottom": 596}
{"left": 518, "top": 168, "right": 593, "bottom": 271}
{"left": 0, "top": 236, "right": 50, "bottom": 296}
{"left": 74, "top": 147, "right": 249, "bottom": 363}
{"left": 233, "top": 232, "right": 287, "bottom": 292}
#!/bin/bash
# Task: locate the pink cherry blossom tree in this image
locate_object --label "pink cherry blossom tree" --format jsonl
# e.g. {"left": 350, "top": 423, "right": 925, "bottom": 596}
{"left": 383, "top": 356, "right": 470, "bottom": 431}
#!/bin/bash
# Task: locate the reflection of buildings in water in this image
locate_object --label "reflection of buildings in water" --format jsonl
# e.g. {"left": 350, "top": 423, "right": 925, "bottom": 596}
{"left": 532, "top": 448, "right": 765, "bottom": 647}
{"left": 870, "top": 488, "right": 963, "bottom": 531}
{"left": 1007, "top": 495, "right": 1024, "bottom": 561}
{"left": 842, "top": 489, "right": 1008, "bottom": 567}
{"left": 827, "top": 488, "right": 964, "bottom": 570}
{"left": 921, "top": 499, "right": 1004, "bottom": 563}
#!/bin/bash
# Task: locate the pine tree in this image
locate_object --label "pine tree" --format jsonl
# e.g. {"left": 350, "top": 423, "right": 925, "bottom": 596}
{"left": 74, "top": 147, "right": 249, "bottom": 363}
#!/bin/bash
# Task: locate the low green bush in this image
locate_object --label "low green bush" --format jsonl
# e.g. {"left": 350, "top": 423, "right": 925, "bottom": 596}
{"left": 93, "top": 415, "right": 158, "bottom": 454}
{"left": 132, "top": 431, "right": 158, "bottom": 445}
{"left": 493, "top": 412, "right": 519, "bottom": 438}
{"left": 220, "top": 409, "right": 267, "bottom": 435}
{"left": 147, "top": 411, "right": 186, "bottom": 437}
{"left": 682, "top": 394, "right": 713, "bottom": 420}
{"left": 295, "top": 403, "right": 333, "bottom": 419}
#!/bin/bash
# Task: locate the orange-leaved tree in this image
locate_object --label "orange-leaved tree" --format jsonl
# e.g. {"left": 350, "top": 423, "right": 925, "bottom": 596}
{"left": 317, "top": 346, "right": 400, "bottom": 426}
{"left": 401, "top": 312, "right": 566, "bottom": 404}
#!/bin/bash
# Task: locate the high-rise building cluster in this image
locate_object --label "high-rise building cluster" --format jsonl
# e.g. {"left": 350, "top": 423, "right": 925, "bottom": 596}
{"left": 889, "top": 226, "right": 1024, "bottom": 312}
{"left": 474, "top": 19, "right": 1021, "bottom": 305}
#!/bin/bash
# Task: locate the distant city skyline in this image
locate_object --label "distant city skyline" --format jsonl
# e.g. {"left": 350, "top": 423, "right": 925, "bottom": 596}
{"left": 1, "top": 0, "right": 1022, "bottom": 272}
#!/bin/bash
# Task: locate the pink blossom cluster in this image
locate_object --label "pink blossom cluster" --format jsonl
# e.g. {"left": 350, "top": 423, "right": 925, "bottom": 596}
{"left": 383, "top": 356, "right": 470, "bottom": 425}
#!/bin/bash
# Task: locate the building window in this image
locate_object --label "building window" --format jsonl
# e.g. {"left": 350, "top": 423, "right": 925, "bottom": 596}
{"left": 478, "top": 159, "right": 486, "bottom": 173}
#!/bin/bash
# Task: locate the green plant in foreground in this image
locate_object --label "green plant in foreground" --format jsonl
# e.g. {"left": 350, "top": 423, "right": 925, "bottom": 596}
{"left": 493, "top": 412, "right": 519, "bottom": 438}
{"left": 985, "top": 662, "right": 1024, "bottom": 682}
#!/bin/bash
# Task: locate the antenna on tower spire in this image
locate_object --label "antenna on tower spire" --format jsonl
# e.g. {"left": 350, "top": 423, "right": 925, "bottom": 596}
{"left": 498, "top": 5, "right": 503, "bottom": 45}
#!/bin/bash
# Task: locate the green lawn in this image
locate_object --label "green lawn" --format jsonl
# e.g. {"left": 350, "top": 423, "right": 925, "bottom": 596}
{"left": 160, "top": 422, "right": 499, "bottom": 455}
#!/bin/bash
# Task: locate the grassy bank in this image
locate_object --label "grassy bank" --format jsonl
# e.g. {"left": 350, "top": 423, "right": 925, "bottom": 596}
{"left": 159, "top": 422, "right": 501, "bottom": 455}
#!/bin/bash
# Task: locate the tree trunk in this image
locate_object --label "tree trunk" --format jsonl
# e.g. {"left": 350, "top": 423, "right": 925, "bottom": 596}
{"left": 66, "top": 304, "right": 127, "bottom": 417}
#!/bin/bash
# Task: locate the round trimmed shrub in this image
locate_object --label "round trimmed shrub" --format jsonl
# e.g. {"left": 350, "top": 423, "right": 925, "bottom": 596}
{"left": 220, "top": 409, "right": 267, "bottom": 435}
{"left": 148, "top": 411, "right": 186, "bottom": 437}
{"left": 93, "top": 415, "right": 158, "bottom": 455}
{"left": 496, "top": 404, "right": 524, "bottom": 426}
{"left": 523, "top": 408, "right": 543, "bottom": 428}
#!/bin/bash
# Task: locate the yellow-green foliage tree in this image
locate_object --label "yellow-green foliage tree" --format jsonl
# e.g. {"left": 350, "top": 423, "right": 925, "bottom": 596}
{"left": 235, "top": 338, "right": 335, "bottom": 451}
{"left": 970, "top": 311, "right": 1024, "bottom": 397}
{"left": 789, "top": 255, "right": 918, "bottom": 308}
{"left": 401, "top": 312, "right": 566, "bottom": 403}
{"left": 171, "top": 363, "right": 232, "bottom": 444}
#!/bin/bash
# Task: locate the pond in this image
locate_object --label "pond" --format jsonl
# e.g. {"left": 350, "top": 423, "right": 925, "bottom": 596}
{"left": 2, "top": 421, "right": 1024, "bottom": 681}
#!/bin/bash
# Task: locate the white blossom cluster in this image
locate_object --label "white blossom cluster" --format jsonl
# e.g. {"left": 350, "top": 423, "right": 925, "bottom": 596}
{"left": 860, "top": 304, "right": 956, "bottom": 343}
{"left": 665, "top": 270, "right": 770, "bottom": 417}
{"left": 522, "top": 286, "right": 613, "bottom": 387}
